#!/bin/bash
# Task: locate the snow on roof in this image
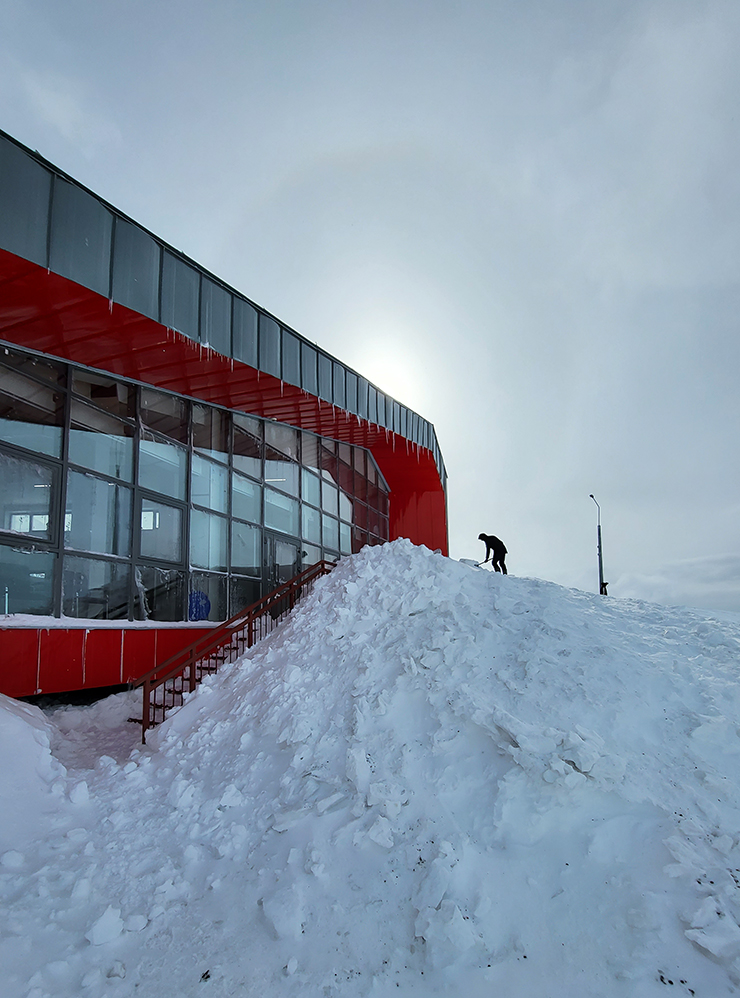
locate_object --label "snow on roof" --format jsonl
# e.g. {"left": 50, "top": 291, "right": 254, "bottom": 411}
{"left": 2, "top": 538, "right": 740, "bottom": 995}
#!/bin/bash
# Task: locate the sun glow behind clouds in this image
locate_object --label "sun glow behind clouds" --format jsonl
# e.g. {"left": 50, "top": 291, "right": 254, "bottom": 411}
{"left": 344, "top": 317, "right": 430, "bottom": 416}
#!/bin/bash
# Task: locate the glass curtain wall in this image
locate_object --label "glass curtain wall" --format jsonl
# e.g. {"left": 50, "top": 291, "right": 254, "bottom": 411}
{"left": 0, "top": 130, "right": 446, "bottom": 487}
{"left": 0, "top": 345, "right": 389, "bottom": 624}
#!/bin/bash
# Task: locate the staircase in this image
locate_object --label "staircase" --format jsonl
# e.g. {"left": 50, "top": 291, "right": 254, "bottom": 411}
{"left": 134, "top": 560, "right": 336, "bottom": 741}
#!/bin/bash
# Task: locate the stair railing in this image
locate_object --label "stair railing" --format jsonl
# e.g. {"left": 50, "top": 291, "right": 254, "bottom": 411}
{"left": 135, "top": 560, "right": 336, "bottom": 742}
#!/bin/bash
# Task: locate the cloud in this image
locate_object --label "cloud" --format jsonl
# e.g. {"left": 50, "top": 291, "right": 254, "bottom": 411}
{"left": 615, "top": 554, "right": 740, "bottom": 613}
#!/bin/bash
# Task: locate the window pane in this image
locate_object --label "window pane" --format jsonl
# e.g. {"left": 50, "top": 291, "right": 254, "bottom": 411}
{"left": 72, "top": 370, "right": 135, "bottom": 419}
{"left": 368, "top": 385, "right": 377, "bottom": 424}
{"left": 352, "top": 527, "right": 367, "bottom": 554}
{"left": 259, "top": 314, "right": 280, "bottom": 377}
{"left": 265, "top": 457, "right": 298, "bottom": 497}
{"left": 231, "top": 521, "right": 261, "bottom": 576}
{"left": 0, "top": 543, "right": 54, "bottom": 614}
{"left": 232, "top": 297, "right": 258, "bottom": 367}
{"left": 301, "top": 504, "right": 321, "bottom": 544}
{"left": 232, "top": 473, "right": 261, "bottom": 523}
{"left": 62, "top": 556, "right": 130, "bottom": 620}
{"left": 134, "top": 565, "right": 185, "bottom": 622}
{"left": 65, "top": 471, "right": 131, "bottom": 556}
{"left": 301, "top": 432, "right": 320, "bottom": 472}
{"left": 346, "top": 371, "right": 358, "bottom": 414}
{"left": 301, "top": 469, "right": 320, "bottom": 507}
{"left": 353, "top": 469, "right": 366, "bottom": 503}
{"left": 0, "top": 136, "right": 51, "bottom": 266}
{"left": 301, "top": 543, "right": 321, "bottom": 569}
{"left": 339, "top": 490, "right": 353, "bottom": 521}
{"left": 190, "top": 508, "right": 227, "bottom": 571}
{"left": 318, "top": 354, "right": 332, "bottom": 401}
{"left": 0, "top": 347, "right": 65, "bottom": 387}
{"left": 322, "top": 513, "right": 339, "bottom": 551}
{"left": 69, "top": 401, "right": 134, "bottom": 480}
{"left": 265, "top": 422, "right": 298, "bottom": 460}
{"left": 333, "top": 364, "right": 345, "bottom": 408}
{"left": 230, "top": 576, "right": 261, "bottom": 616}
{"left": 0, "top": 452, "right": 54, "bottom": 540}
{"left": 301, "top": 343, "right": 318, "bottom": 395}
{"left": 322, "top": 482, "right": 338, "bottom": 517}
{"left": 140, "top": 387, "right": 188, "bottom": 443}
{"left": 192, "top": 403, "right": 228, "bottom": 461}
{"left": 138, "top": 435, "right": 187, "bottom": 499}
{"left": 0, "top": 369, "right": 64, "bottom": 457}
{"left": 340, "top": 521, "right": 351, "bottom": 555}
{"left": 233, "top": 413, "right": 262, "bottom": 478}
{"left": 161, "top": 251, "right": 200, "bottom": 340}
{"left": 282, "top": 330, "right": 301, "bottom": 386}
{"left": 50, "top": 178, "right": 112, "bottom": 297}
{"left": 111, "top": 218, "right": 160, "bottom": 320}
{"left": 139, "top": 497, "right": 182, "bottom": 562}
{"left": 200, "top": 278, "right": 231, "bottom": 355}
{"left": 191, "top": 454, "right": 227, "bottom": 512}
{"left": 356, "top": 378, "right": 368, "bottom": 419}
{"left": 189, "top": 572, "right": 227, "bottom": 622}
{"left": 264, "top": 488, "right": 298, "bottom": 535}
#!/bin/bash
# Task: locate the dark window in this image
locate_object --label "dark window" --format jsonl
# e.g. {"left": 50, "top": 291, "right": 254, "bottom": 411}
{"left": 62, "top": 556, "right": 130, "bottom": 620}
{"left": 161, "top": 251, "right": 200, "bottom": 340}
{"left": 0, "top": 368, "right": 64, "bottom": 457}
{"left": 192, "top": 404, "right": 228, "bottom": 461}
{"left": 333, "top": 364, "right": 345, "bottom": 408}
{"left": 0, "top": 347, "right": 65, "bottom": 387}
{"left": 265, "top": 422, "right": 298, "bottom": 460}
{"left": 282, "top": 330, "right": 301, "bottom": 386}
{"left": 111, "top": 219, "right": 160, "bottom": 320}
{"left": 72, "top": 370, "right": 135, "bottom": 419}
{"left": 50, "top": 178, "right": 112, "bottom": 297}
{"left": 0, "top": 136, "right": 51, "bottom": 266}
{"left": 0, "top": 543, "right": 54, "bottom": 614}
{"left": 230, "top": 576, "right": 261, "bottom": 615}
{"left": 135, "top": 565, "right": 185, "bottom": 621}
{"left": 189, "top": 572, "right": 227, "bottom": 622}
{"left": 233, "top": 413, "right": 262, "bottom": 478}
{"left": 200, "top": 278, "right": 231, "bottom": 355}
{"left": 318, "top": 354, "right": 332, "bottom": 402}
{"left": 301, "top": 432, "right": 319, "bottom": 472}
{"left": 233, "top": 298, "right": 258, "bottom": 367}
{"left": 140, "top": 387, "right": 188, "bottom": 443}
{"left": 259, "top": 314, "right": 280, "bottom": 377}
{"left": 301, "top": 343, "right": 318, "bottom": 395}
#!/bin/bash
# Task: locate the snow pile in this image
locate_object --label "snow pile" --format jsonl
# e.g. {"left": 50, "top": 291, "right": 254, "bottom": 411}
{"left": 2, "top": 539, "right": 740, "bottom": 996}
{"left": 0, "top": 694, "right": 67, "bottom": 853}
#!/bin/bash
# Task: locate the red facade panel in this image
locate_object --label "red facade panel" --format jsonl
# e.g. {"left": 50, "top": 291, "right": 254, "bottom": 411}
{"left": 0, "top": 629, "right": 40, "bottom": 697}
{"left": 37, "top": 630, "right": 85, "bottom": 694}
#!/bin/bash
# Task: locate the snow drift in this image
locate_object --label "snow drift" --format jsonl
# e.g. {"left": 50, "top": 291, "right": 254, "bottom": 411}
{"left": 2, "top": 539, "right": 740, "bottom": 996}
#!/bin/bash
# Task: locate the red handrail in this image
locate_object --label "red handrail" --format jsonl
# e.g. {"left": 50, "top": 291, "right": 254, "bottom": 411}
{"left": 135, "top": 560, "right": 336, "bottom": 741}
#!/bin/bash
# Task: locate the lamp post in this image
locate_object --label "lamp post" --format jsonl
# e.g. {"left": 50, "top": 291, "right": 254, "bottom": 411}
{"left": 589, "top": 494, "right": 608, "bottom": 595}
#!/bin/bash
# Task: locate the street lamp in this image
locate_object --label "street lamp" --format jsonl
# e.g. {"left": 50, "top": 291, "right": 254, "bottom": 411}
{"left": 589, "top": 494, "right": 608, "bottom": 595}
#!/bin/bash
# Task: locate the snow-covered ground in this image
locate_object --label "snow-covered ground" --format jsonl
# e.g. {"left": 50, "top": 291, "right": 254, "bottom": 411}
{"left": 2, "top": 539, "right": 740, "bottom": 997}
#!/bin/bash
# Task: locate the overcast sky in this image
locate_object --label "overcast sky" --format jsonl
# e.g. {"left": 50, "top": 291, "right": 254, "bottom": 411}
{"left": 2, "top": 0, "right": 739, "bottom": 611}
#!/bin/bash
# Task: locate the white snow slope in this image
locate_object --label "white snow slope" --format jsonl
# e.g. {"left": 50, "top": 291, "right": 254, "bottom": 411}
{"left": 2, "top": 539, "right": 740, "bottom": 997}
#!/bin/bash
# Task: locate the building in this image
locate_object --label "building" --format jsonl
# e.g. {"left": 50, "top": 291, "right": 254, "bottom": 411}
{"left": 0, "top": 129, "right": 448, "bottom": 698}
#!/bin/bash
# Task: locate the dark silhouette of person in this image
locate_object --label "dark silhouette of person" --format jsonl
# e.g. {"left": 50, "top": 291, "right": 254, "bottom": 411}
{"left": 478, "top": 533, "right": 507, "bottom": 574}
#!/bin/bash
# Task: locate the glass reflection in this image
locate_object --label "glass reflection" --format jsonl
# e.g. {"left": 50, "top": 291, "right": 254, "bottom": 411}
{"left": 62, "top": 556, "right": 130, "bottom": 619}
{"left": 0, "top": 543, "right": 54, "bottom": 614}
{"left": 65, "top": 471, "right": 131, "bottom": 556}
{"left": 70, "top": 400, "right": 133, "bottom": 480}
{"left": 139, "top": 434, "right": 187, "bottom": 499}
{"left": 0, "top": 452, "right": 53, "bottom": 540}
{"left": 139, "top": 498, "right": 182, "bottom": 562}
